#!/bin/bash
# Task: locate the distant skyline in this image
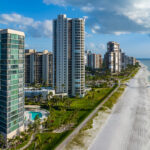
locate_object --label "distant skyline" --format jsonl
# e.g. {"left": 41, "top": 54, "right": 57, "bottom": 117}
{"left": 0, "top": 0, "right": 150, "bottom": 58}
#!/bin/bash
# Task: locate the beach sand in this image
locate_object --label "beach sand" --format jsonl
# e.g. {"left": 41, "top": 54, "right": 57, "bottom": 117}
{"left": 65, "top": 64, "right": 150, "bottom": 150}
{"left": 88, "top": 64, "right": 150, "bottom": 150}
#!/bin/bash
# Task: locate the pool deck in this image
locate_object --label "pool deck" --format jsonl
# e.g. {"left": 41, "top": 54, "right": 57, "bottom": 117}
{"left": 24, "top": 105, "right": 49, "bottom": 123}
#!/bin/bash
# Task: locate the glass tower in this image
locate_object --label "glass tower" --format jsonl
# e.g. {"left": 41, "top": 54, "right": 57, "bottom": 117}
{"left": 0, "top": 29, "right": 25, "bottom": 138}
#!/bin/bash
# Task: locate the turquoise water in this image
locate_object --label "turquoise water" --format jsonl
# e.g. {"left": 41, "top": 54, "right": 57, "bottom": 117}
{"left": 29, "top": 111, "right": 42, "bottom": 120}
{"left": 139, "top": 59, "right": 150, "bottom": 82}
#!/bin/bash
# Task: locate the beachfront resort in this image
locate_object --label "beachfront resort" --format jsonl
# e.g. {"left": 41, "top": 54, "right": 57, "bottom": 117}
{"left": 0, "top": 23, "right": 138, "bottom": 150}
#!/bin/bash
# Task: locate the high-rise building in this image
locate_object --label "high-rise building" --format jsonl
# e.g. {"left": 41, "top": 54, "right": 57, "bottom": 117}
{"left": 84, "top": 50, "right": 91, "bottom": 66}
{"left": 53, "top": 14, "right": 85, "bottom": 97}
{"left": 121, "top": 52, "right": 126, "bottom": 70}
{"left": 104, "top": 41, "right": 122, "bottom": 73}
{"left": 0, "top": 29, "right": 25, "bottom": 138}
{"left": 129, "top": 57, "right": 136, "bottom": 65}
{"left": 25, "top": 49, "right": 53, "bottom": 86}
{"left": 88, "top": 53, "right": 103, "bottom": 69}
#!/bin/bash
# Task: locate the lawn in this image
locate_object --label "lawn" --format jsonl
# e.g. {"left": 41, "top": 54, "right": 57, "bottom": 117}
{"left": 24, "top": 66, "right": 140, "bottom": 150}
{"left": 100, "top": 85, "right": 126, "bottom": 111}
{"left": 25, "top": 87, "right": 115, "bottom": 150}
{"left": 10, "top": 133, "right": 32, "bottom": 150}
{"left": 26, "top": 131, "right": 70, "bottom": 150}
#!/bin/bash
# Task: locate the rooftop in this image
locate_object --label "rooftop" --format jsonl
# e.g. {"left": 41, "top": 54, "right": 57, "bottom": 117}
{"left": 0, "top": 29, "right": 25, "bottom": 36}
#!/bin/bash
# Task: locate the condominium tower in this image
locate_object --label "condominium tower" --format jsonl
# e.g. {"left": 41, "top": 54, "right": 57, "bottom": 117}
{"left": 0, "top": 29, "right": 25, "bottom": 138}
{"left": 104, "top": 41, "right": 122, "bottom": 73}
{"left": 88, "top": 53, "right": 103, "bottom": 69}
{"left": 53, "top": 14, "right": 85, "bottom": 97}
{"left": 25, "top": 49, "right": 53, "bottom": 86}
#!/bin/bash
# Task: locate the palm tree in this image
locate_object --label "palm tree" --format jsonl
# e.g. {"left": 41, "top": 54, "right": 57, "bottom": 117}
{"left": 64, "top": 98, "right": 72, "bottom": 110}
{"left": 0, "top": 133, "right": 5, "bottom": 149}
{"left": 28, "top": 123, "right": 33, "bottom": 132}
{"left": 39, "top": 94, "right": 43, "bottom": 103}
{"left": 42, "top": 118, "right": 47, "bottom": 129}
{"left": 11, "top": 137, "right": 17, "bottom": 150}
{"left": 25, "top": 96, "right": 28, "bottom": 102}
{"left": 33, "top": 116, "right": 41, "bottom": 132}
{"left": 33, "top": 95, "right": 38, "bottom": 103}
{"left": 47, "top": 92, "right": 53, "bottom": 101}
{"left": 35, "top": 134, "right": 42, "bottom": 149}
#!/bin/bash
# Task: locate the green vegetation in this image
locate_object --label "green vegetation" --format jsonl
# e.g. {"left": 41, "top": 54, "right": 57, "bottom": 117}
{"left": 10, "top": 133, "right": 32, "bottom": 150}
{"left": 0, "top": 133, "right": 5, "bottom": 149}
{"left": 100, "top": 85, "right": 126, "bottom": 111}
{"left": 23, "top": 64, "right": 140, "bottom": 150}
{"left": 9, "top": 116, "right": 41, "bottom": 150}
{"left": 64, "top": 64, "right": 140, "bottom": 149}
{"left": 65, "top": 85, "right": 126, "bottom": 149}
{"left": 24, "top": 87, "right": 115, "bottom": 149}
{"left": 26, "top": 131, "right": 70, "bottom": 150}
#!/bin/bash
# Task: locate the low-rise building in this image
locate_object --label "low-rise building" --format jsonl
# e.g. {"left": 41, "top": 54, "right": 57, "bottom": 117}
{"left": 25, "top": 87, "right": 55, "bottom": 100}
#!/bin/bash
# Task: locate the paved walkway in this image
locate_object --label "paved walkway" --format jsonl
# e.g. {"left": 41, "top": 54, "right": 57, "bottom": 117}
{"left": 19, "top": 133, "right": 35, "bottom": 150}
{"left": 55, "top": 82, "right": 120, "bottom": 150}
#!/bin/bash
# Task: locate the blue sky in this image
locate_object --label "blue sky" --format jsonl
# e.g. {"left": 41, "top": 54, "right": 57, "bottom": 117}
{"left": 0, "top": 0, "right": 150, "bottom": 58}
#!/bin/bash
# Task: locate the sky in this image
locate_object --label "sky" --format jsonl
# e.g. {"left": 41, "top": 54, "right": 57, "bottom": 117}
{"left": 0, "top": 0, "right": 150, "bottom": 58}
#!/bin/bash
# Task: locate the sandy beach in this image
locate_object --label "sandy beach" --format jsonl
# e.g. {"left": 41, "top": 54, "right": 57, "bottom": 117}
{"left": 88, "top": 64, "right": 150, "bottom": 150}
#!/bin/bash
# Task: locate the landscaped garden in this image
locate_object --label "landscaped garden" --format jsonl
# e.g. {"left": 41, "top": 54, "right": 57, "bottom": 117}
{"left": 25, "top": 87, "right": 115, "bottom": 150}
{"left": 0, "top": 63, "right": 140, "bottom": 150}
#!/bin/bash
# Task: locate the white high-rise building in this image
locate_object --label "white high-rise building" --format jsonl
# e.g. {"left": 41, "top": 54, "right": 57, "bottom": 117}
{"left": 53, "top": 14, "right": 85, "bottom": 97}
{"left": 88, "top": 53, "right": 103, "bottom": 69}
{"left": 104, "top": 41, "right": 122, "bottom": 73}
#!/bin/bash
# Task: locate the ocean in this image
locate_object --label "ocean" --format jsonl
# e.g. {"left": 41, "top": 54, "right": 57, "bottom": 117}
{"left": 138, "top": 59, "right": 150, "bottom": 82}
{"left": 139, "top": 59, "right": 150, "bottom": 71}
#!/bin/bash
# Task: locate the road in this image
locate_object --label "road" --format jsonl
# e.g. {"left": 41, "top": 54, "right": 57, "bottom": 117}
{"left": 89, "top": 66, "right": 150, "bottom": 150}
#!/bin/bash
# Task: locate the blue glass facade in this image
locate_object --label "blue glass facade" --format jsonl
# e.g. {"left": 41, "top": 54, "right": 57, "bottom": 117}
{"left": 0, "top": 29, "right": 25, "bottom": 138}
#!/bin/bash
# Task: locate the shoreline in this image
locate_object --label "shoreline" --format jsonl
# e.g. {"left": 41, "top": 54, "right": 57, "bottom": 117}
{"left": 63, "top": 67, "right": 141, "bottom": 150}
{"left": 88, "top": 63, "right": 150, "bottom": 150}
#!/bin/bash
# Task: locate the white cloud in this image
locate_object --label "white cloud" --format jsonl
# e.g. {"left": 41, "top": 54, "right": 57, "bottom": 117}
{"left": 89, "top": 42, "right": 95, "bottom": 49}
{"left": 0, "top": 13, "right": 34, "bottom": 26}
{"left": 43, "top": 0, "right": 66, "bottom": 6}
{"left": 81, "top": 3, "right": 94, "bottom": 12}
{"left": 86, "top": 42, "right": 106, "bottom": 51}
{"left": 91, "top": 25, "right": 101, "bottom": 34}
{"left": 43, "top": 0, "right": 150, "bottom": 34}
{"left": 113, "top": 31, "right": 130, "bottom": 36}
{"left": 0, "top": 13, "right": 52, "bottom": 38}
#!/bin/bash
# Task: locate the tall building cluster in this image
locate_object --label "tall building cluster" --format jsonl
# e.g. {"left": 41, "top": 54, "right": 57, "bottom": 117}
{"left": 53, "top": 15, "right": 85, "bottom": 97}
{"left": 104, "top": 41, "right": 137, "bottom": 73}
{"left": 0, "top": 29, "right": 25, "bottom": 138}
{"left": 85, "top": 51, "right": 103, "bottom": 69}
{"left": 25, "top": 49, "right": 53, "bottom": 86}
{"left": 0, "top": 15, "right": 137, "bottom": 140}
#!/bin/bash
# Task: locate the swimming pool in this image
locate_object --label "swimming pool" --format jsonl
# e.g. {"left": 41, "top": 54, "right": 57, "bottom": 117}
{"left": 28, "top": 111, "right": 42, "bottom": 121}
